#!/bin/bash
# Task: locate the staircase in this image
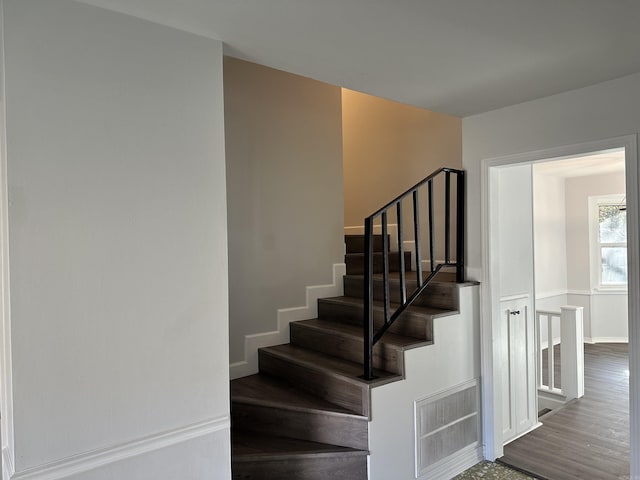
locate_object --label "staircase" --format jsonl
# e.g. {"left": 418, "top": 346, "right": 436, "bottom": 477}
{"left": 230, "top": 234, "right": 461, "bottom": 479}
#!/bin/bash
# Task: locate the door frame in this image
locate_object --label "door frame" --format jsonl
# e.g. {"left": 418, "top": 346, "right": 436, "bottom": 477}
{"left": 480, "top": 134, "right": 639, "bottom": 473}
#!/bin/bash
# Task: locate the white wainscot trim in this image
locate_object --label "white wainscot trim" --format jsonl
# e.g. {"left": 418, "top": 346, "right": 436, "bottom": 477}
{"left": 229, "top": 263, "right": 346, "bottom": 380}
{"left": 535, "top": 290, "right": 567, "bottom": 300}
{"left": 4, "top": 416, "right": 230, "bottom": 480}
{"left": 587, "top": 337, "right": 629, "bottom": 344}
{"left": 499, "top": 293, "right": 530, "bottom": 303}
{"left": 567, "top": 289, "right": 593, "bottom": 296}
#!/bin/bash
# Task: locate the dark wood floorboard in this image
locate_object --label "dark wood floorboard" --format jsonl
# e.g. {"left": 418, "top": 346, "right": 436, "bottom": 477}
{"left": 500, "top": 343, "right": 630, "bottom": 480}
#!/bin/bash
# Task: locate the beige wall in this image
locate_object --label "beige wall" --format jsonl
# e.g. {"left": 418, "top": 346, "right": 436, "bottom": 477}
{"left": 224, "top": 58, "right": 344, "bottom": 364}
{"left": 565, "top": 172, "right": 626, "bottom": 291}
{"left": 342, "top": 89, "right": 462, "bottom": 228}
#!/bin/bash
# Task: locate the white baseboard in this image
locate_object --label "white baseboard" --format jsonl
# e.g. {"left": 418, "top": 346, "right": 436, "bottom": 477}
{"left": 344, "top": 224, "right": 398, "bottom": 250}
{"left": 4, "top": 416, "right": 229, "bottom": 480}
{"left": 538, "top": 390, "right": 567, "bottom": 411}
{"left": 503, "top": 422, "right": 543, "bottom": 446}
{"left": 230, "top": 263, "right": 346, "bottom": 380}
{"left": 418, "top": 444, "right": 483, "bottom": 480}
{"left": 535, "top": 290, "right": 568, "bottom": 300}
{"left": 588, "top": 336, "right": 628, "bottom": 344}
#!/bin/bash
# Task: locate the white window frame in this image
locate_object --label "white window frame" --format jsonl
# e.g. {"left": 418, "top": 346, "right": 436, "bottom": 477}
{"left": 589, "top": 194, "right": 628, "bottom": 291}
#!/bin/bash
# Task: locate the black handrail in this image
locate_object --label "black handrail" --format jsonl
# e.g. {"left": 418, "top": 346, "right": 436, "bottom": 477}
{"left": 361, "top": 168, "right": 465, "bottom": 380}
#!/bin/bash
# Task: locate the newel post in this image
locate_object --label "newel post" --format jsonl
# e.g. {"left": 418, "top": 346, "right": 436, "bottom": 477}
{"left": 560, "top": 305, "right": 585, "bottom": 401}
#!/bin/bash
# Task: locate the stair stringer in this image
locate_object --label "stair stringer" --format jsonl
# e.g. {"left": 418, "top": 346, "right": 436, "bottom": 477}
{"left": 230, "top": 263, "right": 346, "bottom": 380}
{"left": 368, "top": 284, "right": 482, "bottom": 480}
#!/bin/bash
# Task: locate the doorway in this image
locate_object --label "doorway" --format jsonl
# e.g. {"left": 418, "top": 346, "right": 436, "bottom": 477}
{"left": 479, "top": 135, "right": 639, "bottom": 478}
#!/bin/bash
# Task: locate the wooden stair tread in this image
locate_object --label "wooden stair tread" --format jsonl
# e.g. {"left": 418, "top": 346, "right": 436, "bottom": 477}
{"left": 320, "top": 295, "right": 457, "bottom": 318}
{"left": 295, "top": 318, "right": 431, "bottom": 349}
{"left": 345, "top": 272, "right": 456, "bottom": 284}
{"left": 355, "top": 272, "right": 478, "bottom": 286}
{"left": 232, "top": 373, "right": 363, "bottom": 417}
{"left": 232, "top": 430, "right": 368, "bottom": 461}
{"left": 260, "top": 344, "right": 401, "bottom": 386}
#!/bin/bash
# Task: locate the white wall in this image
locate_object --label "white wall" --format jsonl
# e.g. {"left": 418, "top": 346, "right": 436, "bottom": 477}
{"left": 498, "top": 165, "right": 534, "bottom": 299}
{"left": 533, "top": 173, "right": 568, "bottom": 297}
{"left": 224, "top": 58, "right": 344, "bottom": 365}
{"left": 463, "top": 72, "right": 640, "bottom": 282}
{"left": 532, "top": 171, "right": 628, "bottom": 341}
{"left": 1, "top": 1, "right": 230, "bottom": 478}
{"left": 463, "top": 70, "right": 640, "bottom": 470}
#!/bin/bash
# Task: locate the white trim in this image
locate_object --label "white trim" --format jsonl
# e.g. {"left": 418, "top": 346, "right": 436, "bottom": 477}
{"left": 592, "top": 288, "right": 628, "bottom": 295}
{"left": 535, "top": 290, "right": 567, "bottom": 300}
{"left": 538, "top": 288, "right": 629, "bottom": 298}
{"left": 537, "top": 389, "right": 567, "bottom": 411}
{"left": 502, "top": 422, "right": 543, "bottom": 445}
{"left": 4, "top": 416, "right": 229, "bottom": 480}
{"left": 416, "top": 444, "right": 483, "bottom": 480}
{"left": 589, "top": 336, "right": 629, "bottom": 344}
{"left": 499, "top": 293, "right": 529, "bottom": 303}
{"left": 415, "top": 379, "right": 482, "bottom": 480}
{"left": 0, "top": 1, "right": 15, "bottom": 473}
{"left": 230, "top": 263, "right": 346, "bottom": 380}
{"left": 480, "top": 135, "right": 639, "bottom": 464}
{"left": 566, "top": 289, "right": 592, "bottom": 296}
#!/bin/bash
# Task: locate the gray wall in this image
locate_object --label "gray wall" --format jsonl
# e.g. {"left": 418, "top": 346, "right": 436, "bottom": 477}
{"left": 224, "top": 58, "right": 344, "bottom": 364}
{"left": 2, "top": 1, "right": 230, "bottom": 477}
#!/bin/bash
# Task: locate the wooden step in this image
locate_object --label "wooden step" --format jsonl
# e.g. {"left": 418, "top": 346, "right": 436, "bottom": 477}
{"left": 231, "top": 374, "right": 368, "bottom": 450}
{"left": 343, "top": 273, "right": 459, "bottom": 310}
{"left": 232, "top": 430, "right": 368, "bottom": 480}
{"left": 344, "top": 234, "right": 388, "bottom": 254}
{"left": 258, "top": 344, "right": 401, "bottom": 417}
{"left": 317, "top": 296, "right": 457, "bottom": 340}
{"left": 345, "top": 251, "right": 413, "bottom": 275}
{"left": 290, "top": 318, "right": 430, "bottom": 374}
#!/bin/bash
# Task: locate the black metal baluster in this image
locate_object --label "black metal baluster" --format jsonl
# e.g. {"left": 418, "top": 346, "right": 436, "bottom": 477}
{"left": 456, "top": 171, "right": 465, "bottom": 283}
{"left": 445, "top": 171, "right": 451, "bottom": 264}
{"left": 381, "top": 211, "right": 390, "bottom": 325}
{"left": 396, "top": 202, "right": 406, "bottom": 304}
{"left": 413, "top": 190, "right": 423, "bottom": 286}
{"left": 428, "top": 180, "right": 434, "bottom": 273}
{"left": 362, "top": 217, "right": 374, "bottom": 379}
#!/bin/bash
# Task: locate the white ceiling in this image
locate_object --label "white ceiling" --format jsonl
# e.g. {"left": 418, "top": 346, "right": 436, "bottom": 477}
{"left": 77, "top": 0, "right": 640, "bottom": 117}
{"left": 533, "top": 150, "right": 626, "bottom": 179}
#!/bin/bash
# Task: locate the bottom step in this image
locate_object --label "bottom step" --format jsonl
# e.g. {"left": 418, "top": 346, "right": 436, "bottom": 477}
{"left": 232, "top": 431, "right": 368, "bottom": 480}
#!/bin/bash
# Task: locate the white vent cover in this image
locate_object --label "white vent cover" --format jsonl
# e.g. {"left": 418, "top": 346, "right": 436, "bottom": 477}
{"left": 415, "top": 379, "right": 481, "bottom": 478}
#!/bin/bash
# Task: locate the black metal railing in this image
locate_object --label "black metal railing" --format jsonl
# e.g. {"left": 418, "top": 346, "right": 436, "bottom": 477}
{"left": 361, "top": 168, "right": 465, "bottom": 380}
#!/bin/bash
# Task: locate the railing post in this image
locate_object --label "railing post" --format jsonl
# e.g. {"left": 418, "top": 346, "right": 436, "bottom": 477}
{"left": 560, "top": 306, "right": 585, "bottom": 401}
{"left": 362, "top": 217, "right": 375, "bottom": 380}
{"left": 456, "top": 171, "right": 465, "bottom": 283}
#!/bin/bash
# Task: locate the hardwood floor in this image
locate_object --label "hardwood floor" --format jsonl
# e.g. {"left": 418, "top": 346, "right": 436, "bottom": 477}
{"left": 500, "top": 343, "right": 630, "bottom": 480}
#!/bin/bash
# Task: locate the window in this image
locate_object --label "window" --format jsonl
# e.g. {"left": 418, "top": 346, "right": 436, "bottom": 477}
{"left": 598, "top": 204, "right": 627, "bottom": 285}
{"left": 590, "top": 195, "right": 627, "bottom": 288}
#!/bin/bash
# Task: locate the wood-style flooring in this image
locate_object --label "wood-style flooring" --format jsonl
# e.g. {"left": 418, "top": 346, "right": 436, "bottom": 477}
{"left": 500, "top": 343, "right": 630, "bottom": 480}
